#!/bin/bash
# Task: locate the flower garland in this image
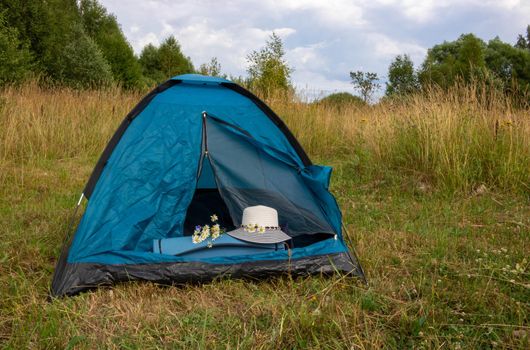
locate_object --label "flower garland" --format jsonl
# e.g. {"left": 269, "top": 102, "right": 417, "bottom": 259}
{"left": 242, "top": 224, "right": 281, "bottom": 233}
{"left": 242, "top": 224, "right": 266, "bottom": 233}
{"left": 192, "top": 214, "right": 225, "bottom": 248}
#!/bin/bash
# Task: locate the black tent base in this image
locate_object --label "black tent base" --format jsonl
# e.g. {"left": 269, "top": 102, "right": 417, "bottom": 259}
{"left": 51, "top": 251, "right": 363, "bottom": 297}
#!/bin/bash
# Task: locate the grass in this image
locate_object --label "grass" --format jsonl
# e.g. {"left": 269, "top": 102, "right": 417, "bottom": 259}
{"left": 0, "top": 84, "right": 529, "bottom": 348}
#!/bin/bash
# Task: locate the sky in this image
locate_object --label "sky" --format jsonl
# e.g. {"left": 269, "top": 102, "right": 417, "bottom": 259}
{"left": 99, "top": 0, "right": 530, "bottom": 98}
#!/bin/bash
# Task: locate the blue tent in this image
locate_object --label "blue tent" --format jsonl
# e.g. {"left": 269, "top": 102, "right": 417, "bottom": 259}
{"left": 51, "top": 74, "right": 364, "bottom": 297}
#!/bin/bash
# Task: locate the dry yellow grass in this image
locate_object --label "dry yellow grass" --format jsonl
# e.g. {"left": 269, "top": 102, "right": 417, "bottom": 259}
{"left": 0, "top": 83, "right": 140, "bottom": 163}
{"left": 268, "top": 85, "right": 530, "bottom": 193}
{"left": 1, "top": 83, "right": 527, "bottom": 193}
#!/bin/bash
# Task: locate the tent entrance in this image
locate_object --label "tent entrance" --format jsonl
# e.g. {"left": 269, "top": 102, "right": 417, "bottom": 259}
{"left": 183, "top": 154, "right": 236, "bottom": 235}
{"left": 182, "top": 112, "right": 336, "bottom": 246}
{"left": 182, "top": 188, "right": 235, "bottom": 235}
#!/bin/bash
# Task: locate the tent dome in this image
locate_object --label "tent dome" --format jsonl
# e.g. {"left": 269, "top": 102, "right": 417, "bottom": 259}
{"left": 51, "top": 75, "right": 364, "bottom": 297}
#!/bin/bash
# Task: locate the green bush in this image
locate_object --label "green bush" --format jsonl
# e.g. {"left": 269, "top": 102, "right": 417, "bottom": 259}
{"left": 316, "top": 92, "right": 366, "bottom": 111}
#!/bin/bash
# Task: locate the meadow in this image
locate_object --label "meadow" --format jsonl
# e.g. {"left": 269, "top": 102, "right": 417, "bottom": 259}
{"left": 0, "top": 84, "right": 528, "bottom": 349}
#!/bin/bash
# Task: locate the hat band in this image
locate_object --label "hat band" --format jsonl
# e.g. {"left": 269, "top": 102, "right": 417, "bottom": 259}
{"left": 241, "top": 224, "right": 281, "bottom": 231}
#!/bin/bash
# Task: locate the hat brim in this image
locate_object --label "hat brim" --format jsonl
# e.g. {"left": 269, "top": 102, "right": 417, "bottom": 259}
{"left": 226, "top": 227, "right": 291, "bottom": 244}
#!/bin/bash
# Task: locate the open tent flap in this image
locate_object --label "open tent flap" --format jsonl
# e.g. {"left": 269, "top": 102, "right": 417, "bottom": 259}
{"left": 203, "top": 113, "right": 336, "bottom": 239}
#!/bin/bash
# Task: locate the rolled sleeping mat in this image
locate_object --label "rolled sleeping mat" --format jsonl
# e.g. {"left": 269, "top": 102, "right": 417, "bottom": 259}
{"left": 153, "top": 234, "right": 286, "bottom": 259}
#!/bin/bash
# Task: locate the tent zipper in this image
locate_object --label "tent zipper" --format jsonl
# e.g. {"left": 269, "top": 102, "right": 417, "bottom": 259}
{"left": 195, "top": 111, "right": 208, "bottom": 180}
{"left": 202, "top": 111, "right": 209, "bottom": 155}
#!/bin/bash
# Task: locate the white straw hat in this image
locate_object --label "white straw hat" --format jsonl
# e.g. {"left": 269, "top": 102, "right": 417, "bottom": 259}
{"left": 226, "top": 205, "right": 291, "bottom": 244}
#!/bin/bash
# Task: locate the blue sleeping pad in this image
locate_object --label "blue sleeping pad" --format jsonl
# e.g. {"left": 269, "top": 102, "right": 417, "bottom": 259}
{"left": 153, "top": 234, "right": 286, "bottom": 259}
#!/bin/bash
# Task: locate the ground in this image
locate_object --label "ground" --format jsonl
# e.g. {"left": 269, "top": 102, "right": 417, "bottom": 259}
{"left": 0, "top": 154, "right": 528, "bottom": 349}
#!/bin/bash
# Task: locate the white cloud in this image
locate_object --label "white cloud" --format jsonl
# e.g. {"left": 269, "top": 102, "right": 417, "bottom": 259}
{"left": 274, "top": 27, "right": 297, "bottom": 38}
{"left": 264, "top": 0, "right": 367, "bottom": 27}
{"left": 161, "top": 22, "right": 175, "bottom": 37}
{"left": 370, "top": 0, "right": 526, "bottom": 23}
{"left": 287, "top": 42, "right": 327, "bottom": 70}
{"left": 136, "top": 32, "right": 159, "bottom": 49}
{"left": 368, "top": 33, "right": 427, "bottom": 61}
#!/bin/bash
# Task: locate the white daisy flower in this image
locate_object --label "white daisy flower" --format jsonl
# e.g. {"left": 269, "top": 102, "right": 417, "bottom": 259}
{"left": 211, "top": 224, "right": 221, "bottom": 240}
{"left": 210, "top": 214, "right": 218, "bottom": 222}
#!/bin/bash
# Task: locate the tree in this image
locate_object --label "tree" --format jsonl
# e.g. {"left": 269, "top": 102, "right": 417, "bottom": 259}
{"left": 199, "top": 57, "right": 223, "bottom": 77}
{"left": 53, "top": 23, "right": 114, "bottom": 88}
{"left": 139, "top": 44, "right": 164, "bottom": 84}
{"left": 246, "top": 32, "right": 292, "bottom": 95}
{"left": 515, "top": 25, "right": 530, "bottom": 50}
{"left": 33, "top": 0, "right": 85, "bottom": 81}
{"left": 385, "top": 54, "right": 419, "bottom": 97}
{"left": 139, "top": 36, "right": 194, "bottom": 84}
{"left": 418, "top": 34, "right": 487, "bottom": 89}
{"left": 79, "top": 0, "right": 143, "bottom": 89}
{"left": 457, "top": 34, "right": 487, "bottom": 80}
{"left": 158, "top": 36, "right": 194, "bottom": 77}
{"left": 349, "top": 71, "right": 380, "bottom": 103}
{"left": 485, "top": 38, "right": 530, "bottom": 93}
{"left": 416, "top": 33, "right": 530, "bottom": 98}
{"left": 0, "top": 10, "right": 32, "bottom": 86}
